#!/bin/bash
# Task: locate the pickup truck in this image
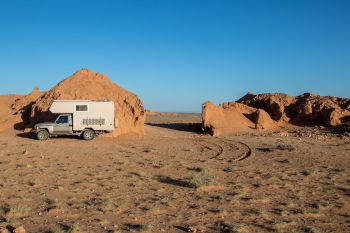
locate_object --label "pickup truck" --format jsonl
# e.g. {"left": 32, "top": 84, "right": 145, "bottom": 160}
{"left": 33, "top": 100, "right": 116, "bottom": 140}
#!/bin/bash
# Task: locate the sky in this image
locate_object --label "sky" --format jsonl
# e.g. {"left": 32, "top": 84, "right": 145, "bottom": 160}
{"left": 0, "top": 0, "right": 349, "bottom": 112}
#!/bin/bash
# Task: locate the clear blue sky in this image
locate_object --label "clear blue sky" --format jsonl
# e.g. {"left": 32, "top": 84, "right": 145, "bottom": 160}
{"left": 0, "top": 0, "right": 349, "bottom": 112}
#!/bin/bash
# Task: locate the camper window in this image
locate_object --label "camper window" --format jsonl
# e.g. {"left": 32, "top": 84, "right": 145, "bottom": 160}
{"left": 76, "top": 105, "right": 88, "bottom": 112}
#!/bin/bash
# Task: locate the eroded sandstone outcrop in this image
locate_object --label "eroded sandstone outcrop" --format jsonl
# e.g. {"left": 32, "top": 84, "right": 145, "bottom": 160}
{"left": 203, "top": 92, "right": 349, "bottom": 135}
{"left": 29, "top": 69, "right": 145, "bottom": 136}
{"left": 239, "top": 92, "right": 350, "bottom": 126}
{"left": 202, "top": 101, "right": 276, "bottom": 136}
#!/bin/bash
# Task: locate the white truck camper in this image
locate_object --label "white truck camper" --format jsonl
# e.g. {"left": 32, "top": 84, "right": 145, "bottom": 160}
{"left": 33, "top": 100, "right": 116, "bottom": 140}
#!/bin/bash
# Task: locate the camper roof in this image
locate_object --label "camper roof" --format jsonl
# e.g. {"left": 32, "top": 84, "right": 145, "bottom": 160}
{"left": 53, "top": 100, "right": 112, "bottom": 102}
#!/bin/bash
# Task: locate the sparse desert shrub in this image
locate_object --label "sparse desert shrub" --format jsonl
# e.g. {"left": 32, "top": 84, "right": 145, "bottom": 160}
{"left": 216, "top": 221, "right": 241, "bottom": 233}
{"left": 84, "top": 196, "right": 116, "bottom": 213}
{"left": 4, "top": 205, "right": 30, "bottom": 218}
{"left": 208, "top": 207, "right": 223, "bottom": 213}
{"left": 68, "top": 223, "right": 81, "bottom": 233}
{"left": 300, "top": 226, "right": 316, "bottom": 233}
{"left": 183, "top": 169, "right": 217, "bottom": 188}
{"left": 300, "top": 170, "right": 310, "bottom": 176}
{"left": 187, "top": 166, "right": 205, "bottom": 172}
{"left": 52, "top": 223, "right": 83, "bottom": 233}
{"left": 0, "top": 161, "right": 10, "bottom": 165}
{"left": 45, "top": 198, "right": 66, "bottom": 212}
{"left": 124, "top": 223, "right": 153, "bottom": 232}
{"left": 276, "top": 144, "right": 295, "bottom": 151}
{"left": 155, "top": 169, "right": 217, "bottom": 189}
{"left": 223, "top": 167, "right": 233, "bottom": 173}
{"left": 256, "top": 147, "right": 274, "bottom": 152}
{"left": 129, "top": 171, "right": 146, "bottom": 178}
{"left": 28, "top": 179, "right": 42, "bottom": 187}
{"left": 143, "top": 148, "right": 153, "bottom": 153}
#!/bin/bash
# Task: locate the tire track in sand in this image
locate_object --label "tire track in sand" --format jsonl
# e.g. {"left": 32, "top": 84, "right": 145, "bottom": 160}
{"left": 194, "top": 137, "right": 253, "bottom": 162}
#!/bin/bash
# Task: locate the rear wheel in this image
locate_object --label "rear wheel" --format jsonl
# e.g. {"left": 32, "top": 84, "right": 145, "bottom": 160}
{"left": 82, "top": 129, "right": 95, "bottom": 140}
{"left": 36, "top": 130, "right": 49, "bottom": 141}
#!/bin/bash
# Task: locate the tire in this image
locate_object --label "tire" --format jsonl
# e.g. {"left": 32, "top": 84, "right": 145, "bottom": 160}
{"left": 36, "top": 130, "right": 49, "bottom": 141}
{"left": 82, "top": 129, "right": 95, "bottom": 140}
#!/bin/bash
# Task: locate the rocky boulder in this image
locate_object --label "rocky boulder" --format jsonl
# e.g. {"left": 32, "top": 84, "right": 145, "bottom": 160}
{"left": 202, "top": 101, "right": 276, "bottom": 136}
{"left": 254, "top": 109, "right": 276, "bottom": 130}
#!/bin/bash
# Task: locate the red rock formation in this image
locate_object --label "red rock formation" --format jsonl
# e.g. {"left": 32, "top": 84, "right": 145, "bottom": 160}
{"left": 238, "top": 92, "right": 350, "bottom": 126}
{"left": 292, "top": 93, "right": 350, "bottom": 126}
{"left": 238, "top": 93, "right": 295, "bottom": 122}
{"left": 203, "top": 92, "right": 350, "bottom": 135}
{"left": 29, "top": 69, "right": 145, "bottom": 136}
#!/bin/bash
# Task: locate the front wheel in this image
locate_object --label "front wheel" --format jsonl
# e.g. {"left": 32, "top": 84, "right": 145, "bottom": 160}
{"left": 36, "top": 130, "right": 49, "bottom": 141}
{"left": 82, "top": 129, "right": 95, "bottom": 140}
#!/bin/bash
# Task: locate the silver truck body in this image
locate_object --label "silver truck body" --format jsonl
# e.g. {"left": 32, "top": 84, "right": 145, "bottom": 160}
{"left": 33, "top": 100, "right": 116, "bottom": 140}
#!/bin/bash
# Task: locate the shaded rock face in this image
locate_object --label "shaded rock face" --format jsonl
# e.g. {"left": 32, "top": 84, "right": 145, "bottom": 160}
{"left": 238, "top": 92, "right": 350, "bottom": 126}
{"left": 254, "top": 109, "right": 275, "bottom": 130}
{"left": 291, "top": 93, "right": 350, "bottom": 126}
{"left": 3, "top": 87, "right": 45, "bottom": 130}
{"left": 0, "top": 94, "right": 23, "bottom": 131}
{"left": 29, "top": 69, "right": 145, "bottom": 136}
{"left": 238, "top": 93, "right": 295, "bottom": 122}
{"left": 202, "top": 101, "right": 276, "bottom": 136}
{"left": 11, "top": 86, "right": 43, "bottom": 114}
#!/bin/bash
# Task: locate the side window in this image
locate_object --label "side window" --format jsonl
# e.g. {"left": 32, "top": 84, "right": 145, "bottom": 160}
{"left": 56, "top": 116, "right": 68, "bottom": 124}
{"left": 76, "top": 105, "right": 88, "bottom": 112}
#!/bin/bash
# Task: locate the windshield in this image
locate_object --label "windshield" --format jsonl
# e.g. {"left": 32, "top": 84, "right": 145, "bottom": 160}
{"left": 56, "top": 115, "right": 68, "bottom": 124}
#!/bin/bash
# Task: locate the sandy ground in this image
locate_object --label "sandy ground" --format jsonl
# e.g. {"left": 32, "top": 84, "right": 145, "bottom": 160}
{"left": 0, "top": 114, "right": 349, "bottom": 233}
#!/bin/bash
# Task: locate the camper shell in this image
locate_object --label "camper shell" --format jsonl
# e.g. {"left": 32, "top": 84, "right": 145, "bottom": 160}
{"left": 33, "top": 100, "right": 116, "bottom": 140}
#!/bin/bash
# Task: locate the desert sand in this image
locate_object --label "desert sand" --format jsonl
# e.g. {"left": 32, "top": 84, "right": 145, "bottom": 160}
{"left": 0, "top": 70, "right": 349, "bottom": 233}
{"left": 0, "top": 114, "right": 349, "bottom": 233}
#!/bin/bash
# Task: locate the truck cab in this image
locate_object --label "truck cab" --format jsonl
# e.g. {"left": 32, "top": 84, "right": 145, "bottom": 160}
{"left": 34, "top": 114, "right": 75, "bottom": 140}
{"left": 53, "top": 114, "right": 73, "bottom": 134}
{"left": 34, "top": 113, "right": 96, "bottom": 140}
